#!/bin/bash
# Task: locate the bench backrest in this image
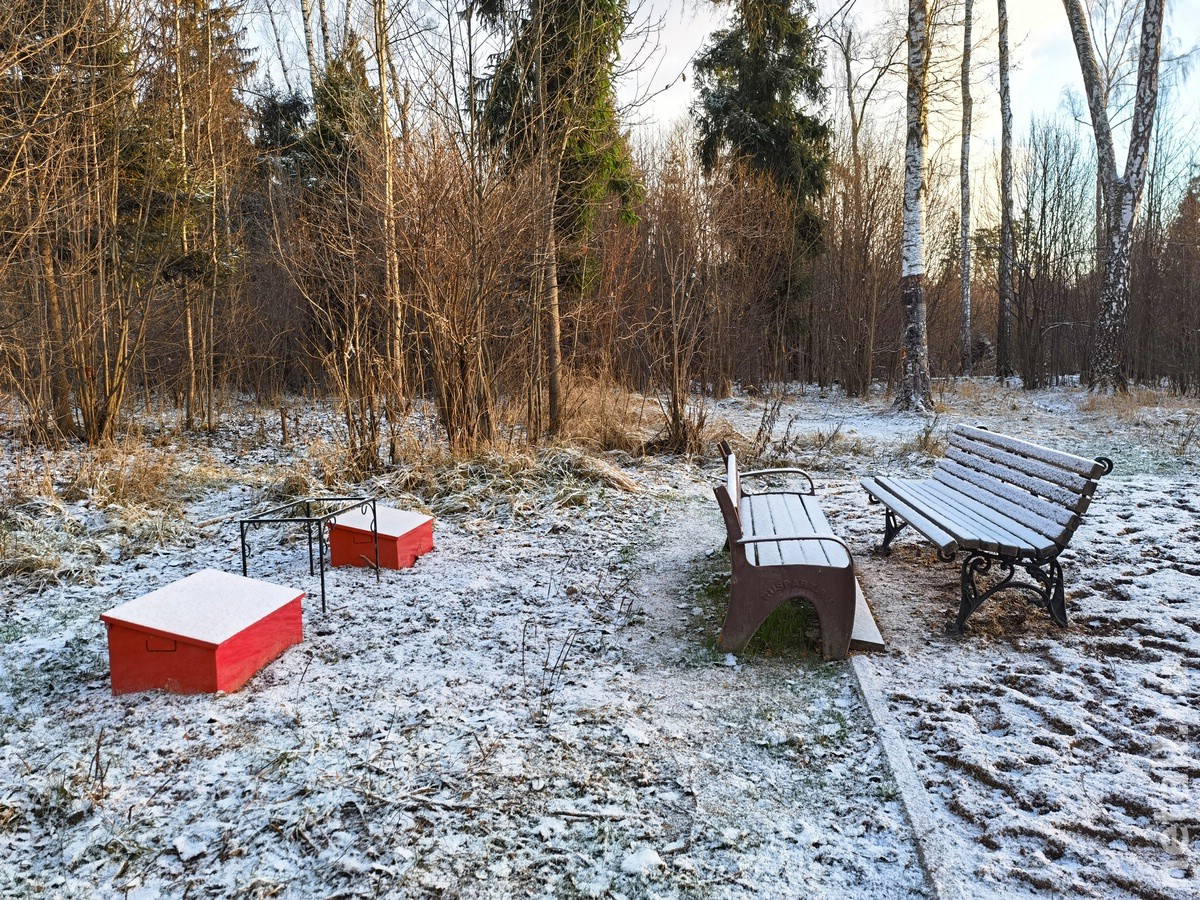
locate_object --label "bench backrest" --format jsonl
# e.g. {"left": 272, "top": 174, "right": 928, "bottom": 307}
{"left": 726, "top": 452, "right": 741, "bottom": 507}
{"left": 713, "top": 451, "right": 744, "bottom": 543}
{"left": 935, "top": 425, "right": 1113, "bottom": 549}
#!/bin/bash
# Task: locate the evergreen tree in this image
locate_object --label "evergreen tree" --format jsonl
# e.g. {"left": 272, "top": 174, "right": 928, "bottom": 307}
{"left": 303, "top": 40, "right": 381, "bottom": 176}
{"left": 477, "top": 0, "right": 641, "bottom": 433}
{"left": 692, "top": 0, "right": 830, "bottom": 251}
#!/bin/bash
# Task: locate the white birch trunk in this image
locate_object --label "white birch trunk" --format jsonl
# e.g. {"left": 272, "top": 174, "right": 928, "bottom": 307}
{"left": 317, "top": 0, "right": 331, "bottom": 62}
{"left": 298, "top": 0, "right": 320, "bottom": 96}
{"left": 960, "top": 0, "right": 974, "bottom": 377}
{"left": 1063, "top": 0, "right": 1164, "bottom": 389}
{"left": 897, "top": 0, "right": 932, "bottom": 412}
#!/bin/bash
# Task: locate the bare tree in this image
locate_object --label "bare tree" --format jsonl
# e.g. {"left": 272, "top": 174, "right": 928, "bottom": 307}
{"left": 373, "top": 0, "right": 405, "bottom": 405}
{"left": 823, "top": 13, "right": 905, "bottom": 395}
{"left": 1063, "top": 0, "right": 1164, "bottom": 389}
{"left": 959, "top": 0, "right": 973, "bottom": 376}
{"left": 996, "top": 0, "right": 1014, "bottom": 379}
{"left": 897, "top": 0, "right": 933, "bottom": 411}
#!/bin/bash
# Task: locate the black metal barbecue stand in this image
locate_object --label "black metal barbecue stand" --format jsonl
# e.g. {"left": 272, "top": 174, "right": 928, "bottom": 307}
{"left": 238, "top": 496, "right": 380, "bottom": 613}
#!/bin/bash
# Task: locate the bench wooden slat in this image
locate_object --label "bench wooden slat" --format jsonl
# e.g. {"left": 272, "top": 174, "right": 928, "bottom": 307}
{"left": 869, "top": 477, "right": 1002, "bottom": 552}
{"left": 914, "top": 480, "right": 1061, "bottom": 557}
{"left": 741, "top": 494, "right": 779, "bottom": 566}
{"left": 936, "top": 460, "right": 1080, "bottom": 529}
{"left": 861, "top": 477, "right": 959, "bottom": 554}
{"left": 948, "top": 433, "right": 1095, "bottom": 494}
{"left": 742, "top": 495, "right": 783, "bottom": 566}
{"left": 741, "top": 493, "right": 849, "bottom": 567}
{"left": 944, "top": 446, "right": 1092, "bottom": 512}
{"left": 768, "top": 493, "right": 821, "bottom": 566}
{"left": 898, "top": 479, "right": 1028, "bottom": 556}
{"left": 932, "top": 469, "right": 1072, "bottom": 545}
{"left": 781, "top": 493, "right": 830, "bottom": 566}
{"left": 726, "top": 454, "right": 740, "bottom": 507}
{"left": 790, "top": 494, "right": 839, "bottom": 566}
{"left": 958, "top": 425, "right": 1107, "bottom": 479}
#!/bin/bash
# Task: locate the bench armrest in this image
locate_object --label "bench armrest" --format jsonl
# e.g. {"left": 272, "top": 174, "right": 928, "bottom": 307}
{"left": 739, "top": 468, "right": 816, "bottom": 495}
{"left": 736, "top": 534, "right": 854, "bottom": 567}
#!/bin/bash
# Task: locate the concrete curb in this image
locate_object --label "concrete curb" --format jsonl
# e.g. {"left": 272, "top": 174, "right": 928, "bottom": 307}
{"left": 851, "top": 655, "right": 966, "bottom": 900}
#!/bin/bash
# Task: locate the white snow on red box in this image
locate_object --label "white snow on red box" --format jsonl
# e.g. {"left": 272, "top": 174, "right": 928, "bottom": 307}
{"left": 330, "top": 505, "right": 431, "bottom": 538}
{"left": 100, "top": 568, "right": 303, "bottom": 647}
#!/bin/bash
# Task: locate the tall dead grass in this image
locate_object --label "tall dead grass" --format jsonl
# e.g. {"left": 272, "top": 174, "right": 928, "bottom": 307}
{"left": 0, "top": 439, "right": 239, "bottom": 580}
{"left": 374, "top": 441, "right": 640, "bottom": 521}
{"left": 556, "top": 375, "right": 655, "bottom": 455}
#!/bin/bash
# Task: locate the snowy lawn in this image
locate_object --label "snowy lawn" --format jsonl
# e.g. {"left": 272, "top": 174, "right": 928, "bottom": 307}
{"left": 714, "top": 381, "right": 1199, "bottom": 899}
{"left": 0, "top": 381, "right": 1195, "bottom": 898}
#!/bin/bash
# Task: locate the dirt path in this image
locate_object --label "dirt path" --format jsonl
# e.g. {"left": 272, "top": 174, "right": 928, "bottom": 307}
{"left": 588, "top": 484, "right": 930, "bottom": 898}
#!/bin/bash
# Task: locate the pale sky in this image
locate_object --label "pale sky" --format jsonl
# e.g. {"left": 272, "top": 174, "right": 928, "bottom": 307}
{"left": 618, "top": 0, "right": 1200, "bottom": 147}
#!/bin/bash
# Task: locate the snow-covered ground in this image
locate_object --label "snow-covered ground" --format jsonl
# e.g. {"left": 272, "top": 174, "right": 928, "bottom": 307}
{"left": 0, "top": 382, "right": 1195, "bottom": 898}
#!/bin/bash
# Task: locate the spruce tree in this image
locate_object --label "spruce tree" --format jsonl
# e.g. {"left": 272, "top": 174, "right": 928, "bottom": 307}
{"left": 477, "top": 0, "right": 640, "bottom": 434}
{"left": 692, "top": 0, "right": 830, "bottom": 252}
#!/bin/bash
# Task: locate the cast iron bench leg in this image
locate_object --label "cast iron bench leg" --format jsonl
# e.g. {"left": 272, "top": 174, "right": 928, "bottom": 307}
{"left": 875, "top": 508, "right": 907, "bottom": 556}
{"left": 956, "top": 551, "right": 1068, "bottom": 633}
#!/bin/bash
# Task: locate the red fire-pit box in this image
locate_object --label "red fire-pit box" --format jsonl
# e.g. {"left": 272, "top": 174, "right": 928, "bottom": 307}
{"left": 328, "top": 505, "right": 434, "bottom": 570}
{"left": 100, "top": 569, "right": 304, "bottom": 695}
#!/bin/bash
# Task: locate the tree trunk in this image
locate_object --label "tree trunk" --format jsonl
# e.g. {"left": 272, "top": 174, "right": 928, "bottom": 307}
{"left": 1062, "top": 0, "right": 1164, "bottom": 390}
{"left": 375, "top": 0, "right": 404, "bottom": 401}
{"left": 997, "top": 0, "right": 1014, "bottom": 379}
{"left": 533, "top": 0, "right": 563, "bottom": 437}
{"left": 317, "top": 0, "right": 331, "bottom": 61}
{"left": 298, "top": 0, "right": 320, "bottom": 95}
{"left": 896, "top": 0, "right": 932, "bottom": 412}
{"left": 960, "top": 0, "right": 974, "bottom": 376}
{"left": 546, "top": 222, "right": 563, "bottom": 435}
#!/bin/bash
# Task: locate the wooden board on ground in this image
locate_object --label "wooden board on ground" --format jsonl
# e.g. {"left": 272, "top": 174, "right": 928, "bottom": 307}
{"left": 850, "top": 580, "right": 885, "bottom": 652}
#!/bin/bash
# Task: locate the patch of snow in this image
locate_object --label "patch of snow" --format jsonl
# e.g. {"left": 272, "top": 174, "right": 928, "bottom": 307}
{"left": 620, "top": 845, "right": 665, "bottom": 875}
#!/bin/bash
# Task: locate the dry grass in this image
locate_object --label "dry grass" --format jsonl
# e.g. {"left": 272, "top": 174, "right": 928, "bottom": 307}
{"left": 557, "top": 375, "right": 657, "bottom": 454}
{"left": 895, "top": 416, "right": 949, "bottom": 458}
{"left": 0, "top": 439, "right": 240, "bottom": 580}
{"left": 932, "top": 377, "right": 1020, "bottom": 413}
{"left": 706, "top": 418, "right": 751, "bottom": 458}
{"left": 0, "top": 496, "right": 96, "bottom": 581}
{"left": 375, "top": 443, "right": 639, "bottom": 520}
{"left": 1078, "top": 385, "right": 1200, "bottom": 423}
{"left": 754, "top": 420, "right": 872, "bottom": 470}
{"left": 57, "top": 441, "right": 236, "bottom": 510}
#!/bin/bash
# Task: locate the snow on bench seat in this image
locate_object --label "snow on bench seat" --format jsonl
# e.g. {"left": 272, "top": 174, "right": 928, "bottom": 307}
{"left": 739, "top": 492, "right": 853, "bottom": 568}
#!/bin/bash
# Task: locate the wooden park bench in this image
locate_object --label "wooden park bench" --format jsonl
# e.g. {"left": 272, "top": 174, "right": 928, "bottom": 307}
{"left": 713, "top": 442, "right": 883, "bottom": 659}
{"left": 862, "top": 425, "right": 1113, "bottom": 632}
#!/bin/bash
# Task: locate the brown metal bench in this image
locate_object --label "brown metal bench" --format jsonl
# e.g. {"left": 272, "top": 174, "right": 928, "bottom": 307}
{"left": 862, "top": 425, "right": 1113, "bottom": 632}
{"left": 713, "top": 443, "right": 880, "bottom": 659}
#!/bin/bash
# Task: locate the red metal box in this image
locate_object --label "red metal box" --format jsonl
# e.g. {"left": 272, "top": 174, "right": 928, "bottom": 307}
{"left": 100, "top": 569, "right": 304, "bottom": 695}
{"left": 328, "top": 505, "right": 434, "bottom": 570}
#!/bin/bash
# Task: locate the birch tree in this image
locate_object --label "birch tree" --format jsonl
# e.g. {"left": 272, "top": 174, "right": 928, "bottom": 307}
{"left": 1062, "top": 0, "right": 1164, "bottom": 390}
{"left": 897, "top": 0, "right": 933, "bottom": 411}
